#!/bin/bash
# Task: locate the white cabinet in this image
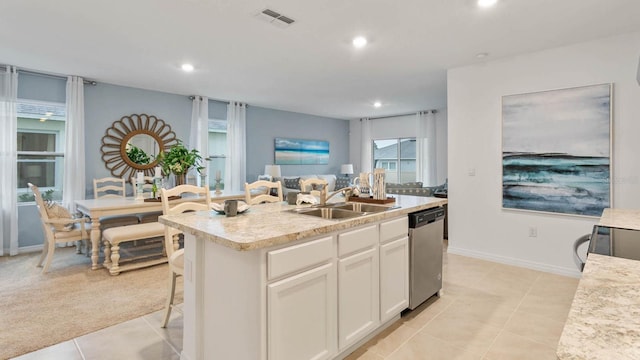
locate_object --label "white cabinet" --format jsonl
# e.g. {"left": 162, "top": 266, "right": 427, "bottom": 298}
{"left": 268, "top": 262, "right": 337, "bottom": 360}
{"left": 379, "top": 236, "right": 409, "bottom": 323}
{"left": 338, "top": 247, "right": 379, "bottom": 350}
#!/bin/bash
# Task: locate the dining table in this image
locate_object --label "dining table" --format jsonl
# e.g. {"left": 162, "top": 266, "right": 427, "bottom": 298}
{"left": 75, "top": 190, "right": 246, "bottom": 270}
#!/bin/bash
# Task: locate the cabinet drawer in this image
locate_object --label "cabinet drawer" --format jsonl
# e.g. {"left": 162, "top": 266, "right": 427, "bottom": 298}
{"left": 380, "top": 217, "right": 408, "bottom": 244}
{"left": 338, "top": 224, "right": 378, "bottom": 258}
{"left": 268, "top": 236, "right": 333, "bottom": 280}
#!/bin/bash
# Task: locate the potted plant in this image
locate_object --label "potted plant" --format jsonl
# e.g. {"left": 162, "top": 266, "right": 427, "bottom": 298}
{"left": 157, "top": 141, "right": 204, "bottom": 185}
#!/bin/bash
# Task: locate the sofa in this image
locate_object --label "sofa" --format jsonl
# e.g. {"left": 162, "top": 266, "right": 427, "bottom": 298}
{"left": 279, "top": 174, "right": 341, "bottom": 196}
{"left": 385, "top": 181, "right": 447, "bottom": 197}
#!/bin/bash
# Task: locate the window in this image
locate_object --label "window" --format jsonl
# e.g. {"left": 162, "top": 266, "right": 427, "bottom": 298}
{"left": 207, "top": 118, "right": 227, "bottom": 190}
{"left": 17, "top": 101, "right": 66, "bottom": 203}
{"left": 372, "top": 138, "right": 416, "bottom": 183}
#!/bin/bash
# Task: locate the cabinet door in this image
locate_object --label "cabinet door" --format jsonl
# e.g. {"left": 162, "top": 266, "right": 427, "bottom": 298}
{"left": 268, "top": 263, "right": 336, "bottom": 360}
{"left": 380, "top": 236, "right": 409, "bottom": 323}
{"left": 338, "top": 247, "right": 379, "bottom": 350}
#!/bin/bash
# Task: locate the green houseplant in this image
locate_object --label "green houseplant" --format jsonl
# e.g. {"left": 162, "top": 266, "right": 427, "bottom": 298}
{"left": 157, "top": 141, "right": 203, "bottom": 184}
{"left": 125, "top": 145, "right": 151, "bottom": 165}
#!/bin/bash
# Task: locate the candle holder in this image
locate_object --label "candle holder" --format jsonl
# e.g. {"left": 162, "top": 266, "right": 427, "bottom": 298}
{"left": 136, "top": 182, "right": 144, "bottom": 200}
{"left": 215, "top": 178, "right": 222, "bottom": 194}
{"left": 200, "top": 174, "right": 207, "bottom": 189}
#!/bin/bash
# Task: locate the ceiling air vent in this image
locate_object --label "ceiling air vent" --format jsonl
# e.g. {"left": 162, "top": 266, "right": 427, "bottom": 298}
{"left": 256, "top": 8, "right": 296, "bottom": 28}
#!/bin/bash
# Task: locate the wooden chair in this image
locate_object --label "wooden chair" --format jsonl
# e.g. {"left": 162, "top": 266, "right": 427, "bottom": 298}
{"left": 93, "top": 177, "right": 140, "bottom": 229}
{"left": 29, "top": 183, "right": 90, "bottom": 273}
{"left": 244, "top": 180, "right": 283, "bottom": 205}
{"left": 160, "top": 184, "right": 211, "bottom": 328}
{"left": 299, "top": 178, "right": 328, "bottom": 197}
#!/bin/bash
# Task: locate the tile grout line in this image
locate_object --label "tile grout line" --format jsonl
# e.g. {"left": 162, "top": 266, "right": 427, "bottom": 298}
{"left": 478, "top": 271, "right": 543, "bottom": 360}
{"left": 142, "top": 314, "right": 182, "bottom": 357}
{"left": 72, "top": 338, "right": 86, "bottom": 360}
{"left": 382, "top": 296, "right": 459, "bottom": 359}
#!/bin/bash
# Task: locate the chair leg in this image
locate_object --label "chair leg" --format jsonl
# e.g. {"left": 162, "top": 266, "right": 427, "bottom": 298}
{"left": 109, "top": 244, "right": 120, "bottom": 276}
{"left": 76, "top": 240, "right": 82, "bottom": 254}
{"left": 41, "top": 240, "right": 56, "bottom": 274}
{"left": 37, "top": 238, "right": 49, "bottom": 267}
{"left": 161, "top": 270, "right": 177, "bottom": 328}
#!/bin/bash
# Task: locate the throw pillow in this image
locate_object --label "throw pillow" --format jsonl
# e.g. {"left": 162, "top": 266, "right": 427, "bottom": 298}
{"left": 335, "top": 177, "right": 351, "bottom": 190}
{"left": 45, "top": 202, "right": 75, "bottom": 231}
{"left": 283, "top": 177, "right": 301, "bottom": 190}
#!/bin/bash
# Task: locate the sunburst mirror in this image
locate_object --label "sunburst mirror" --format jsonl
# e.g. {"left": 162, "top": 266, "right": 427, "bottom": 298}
{"left": 101, "top": 113, "right": 178, "bottom": 179}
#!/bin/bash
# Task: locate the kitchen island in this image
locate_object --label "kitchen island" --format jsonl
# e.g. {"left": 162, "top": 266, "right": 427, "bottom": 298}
{"left": 557, "top": 208, "right": 640, "bottom": 359}
{"left": 159, "top": 195, "right": 447, "bottom": 360}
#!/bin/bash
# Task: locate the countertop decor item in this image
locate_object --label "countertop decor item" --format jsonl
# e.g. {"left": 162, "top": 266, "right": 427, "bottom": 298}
{"left": 211, "top": 201, "right": 250, "bottom": 214}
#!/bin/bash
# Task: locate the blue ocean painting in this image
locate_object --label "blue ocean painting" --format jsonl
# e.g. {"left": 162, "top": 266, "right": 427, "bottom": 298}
{"left": 502, "top": 84, "right": 611, "bottom": 217}
{"left": 502, "top": 153, "right": 609, "bottom": 216}
{"left": 275, "top": 138, "right": 329, "bottom": 165}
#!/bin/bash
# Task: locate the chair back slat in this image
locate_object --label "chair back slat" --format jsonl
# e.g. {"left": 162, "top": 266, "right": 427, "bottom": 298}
{"left": 244, "top": 180, "right": 283, "bottom": 205}
{"left": 94, "top": 177, "right": 127, "bottom": 198}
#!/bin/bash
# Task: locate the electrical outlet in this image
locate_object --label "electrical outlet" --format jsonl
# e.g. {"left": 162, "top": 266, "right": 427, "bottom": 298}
{"left": 528, "top": 226, "right": 537, "bottom": 237}
{"left": 468, "top": 168, "right": 476, "bottom": 176}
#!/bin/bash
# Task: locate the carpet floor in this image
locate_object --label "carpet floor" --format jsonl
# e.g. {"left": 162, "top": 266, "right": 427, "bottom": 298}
{"left": 0, "top": 246, "right": 182, "bottom": 359}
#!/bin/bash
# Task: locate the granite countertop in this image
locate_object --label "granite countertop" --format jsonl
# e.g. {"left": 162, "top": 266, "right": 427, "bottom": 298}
{"left": 159, "top": 195, "right": 447, "bottom": 251}
{"left": 599, "top": 208, "right": 640, "bottom": 231}
{"left": 557, "top": 253, "right": 640, "bottom": 359}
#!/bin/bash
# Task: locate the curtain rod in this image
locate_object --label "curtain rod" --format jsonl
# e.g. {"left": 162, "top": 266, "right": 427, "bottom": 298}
{"left": 17, "top": 69, "right": 97, "bottom": 86}
{"left": 363, "top": 109, "right": 437, "bottom": 121}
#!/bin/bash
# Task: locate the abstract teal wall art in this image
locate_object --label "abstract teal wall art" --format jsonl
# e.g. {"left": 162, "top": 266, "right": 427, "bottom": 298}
{"left": 275, "top": 138, "right": 330, "bottom": 165}
{"left": 502, "top": 84, "right": 612, "bottom": 217}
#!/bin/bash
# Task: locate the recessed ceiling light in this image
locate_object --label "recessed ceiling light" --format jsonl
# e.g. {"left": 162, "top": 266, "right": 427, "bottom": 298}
{"left": 39, "top": 118, "right": 47, "bottom": 122}
{"left": 181, "top": 63, "right": 194, "bottom": 72}
{"left": 476, "top": 52, "right": 489, "bottom": 58}
{"left": 352, "top": 36, "right": 367, "bottom": 48}
{"left": 477, "top": 0, "right": 498, "bottom": 7}
{"left": 373, "top": 102, "right": 382, "bottom": 108}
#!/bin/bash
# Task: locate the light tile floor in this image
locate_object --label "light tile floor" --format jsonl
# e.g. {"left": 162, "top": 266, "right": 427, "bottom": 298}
{"left": 13, "top": 246, "right": 579, "bottom": 360}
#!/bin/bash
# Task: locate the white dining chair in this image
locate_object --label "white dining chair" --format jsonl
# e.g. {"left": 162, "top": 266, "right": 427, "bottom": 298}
{"left": 93, "top": 177, "right": 140, "bottom": 229}
{"left": 29, "top": 183, "right": 91, "bottom": 273}
{"left": 160, "top": 184, "right": 211, "bottom": 327}
{"left": 244, "top": 180, "right": 283, "bottom": 205}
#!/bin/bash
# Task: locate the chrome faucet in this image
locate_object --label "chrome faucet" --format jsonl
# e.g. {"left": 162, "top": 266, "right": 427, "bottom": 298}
{"left": 320, "top": 186, "right": 354, "bottom": 205}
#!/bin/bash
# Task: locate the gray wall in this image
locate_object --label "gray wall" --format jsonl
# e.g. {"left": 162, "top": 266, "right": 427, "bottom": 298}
{"left": 246, "top": 106, "right": 350, "bottom": 181}
{"left": 16, "top": 76, "right": 348, "bottom": 249}
{"left": 84, "top": 83, "right": 193, "bottom": 195}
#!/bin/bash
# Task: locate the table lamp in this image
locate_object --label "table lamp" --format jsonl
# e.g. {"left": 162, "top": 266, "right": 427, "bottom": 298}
{"left": 264, "top": 165, "right": 281, "bottom": 181}
{"left": 340, "top": 164, "right": 354, "bottom": 178}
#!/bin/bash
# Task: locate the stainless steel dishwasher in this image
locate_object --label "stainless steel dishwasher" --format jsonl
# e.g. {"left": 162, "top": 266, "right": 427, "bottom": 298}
{"left": 408, "top": 207, "right": 445, "bottom": 310}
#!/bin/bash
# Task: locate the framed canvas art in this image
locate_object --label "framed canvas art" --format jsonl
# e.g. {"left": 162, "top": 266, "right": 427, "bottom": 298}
{"left": 275, "top": 138, "right": 329, "bottom": 165}
{"left": 502, "top": 83, "right": 612, "bottom": 217}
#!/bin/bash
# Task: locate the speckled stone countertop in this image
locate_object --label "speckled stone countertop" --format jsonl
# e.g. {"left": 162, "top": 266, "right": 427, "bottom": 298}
{"left": 557, "top": 253, "right": 640, "bottom": 359}
{"left": 598, "top": 208, "right": 640, "bottom": 231}
{"left": 159, "top": 195, "right": 446, "bottom": 251}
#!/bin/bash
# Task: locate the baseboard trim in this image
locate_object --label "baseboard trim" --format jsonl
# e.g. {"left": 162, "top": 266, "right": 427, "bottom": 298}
{"left": 447, "top": 246, "right": 581, "bottom": 278}
{"left": 17, "top": 245, "right": 44, "bottom": 254}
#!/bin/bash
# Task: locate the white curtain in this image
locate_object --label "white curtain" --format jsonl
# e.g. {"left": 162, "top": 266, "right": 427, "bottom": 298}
{"left": 416, "top": 110, "right": 437, "bottom": 186}
{"left": 225, "top": 101, "right": 246, "bottom": 192}
{"left": 360, "top": 118, "right": 372, "bottom": 173}
{"left": 62, "top": 76, "right": 86, "bottom": 213}
{"left": 0, "top": 66, "right": 18, "bottom": 256}
{"left": 189, "top": 96, "right": 209, "bottom": 186}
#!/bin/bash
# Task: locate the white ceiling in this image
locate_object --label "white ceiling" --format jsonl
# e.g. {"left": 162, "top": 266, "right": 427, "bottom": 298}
{"left": 2, "top": 0, "right": 640, "bottom": 120}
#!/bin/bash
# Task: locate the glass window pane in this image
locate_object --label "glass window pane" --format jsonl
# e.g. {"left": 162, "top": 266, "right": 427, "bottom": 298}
{"left": 373, "top": 139, "right": 399, "bottom": 183}
{"left": 399, "top": 138, "right": 416, "bottom": 183}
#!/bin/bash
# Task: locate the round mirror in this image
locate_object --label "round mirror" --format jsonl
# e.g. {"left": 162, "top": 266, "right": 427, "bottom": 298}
{"left": 101, "top": 114, "right": 178, "bottom": 179}
{"left": 126, "top": 134, "right": 159, "bottom": 165}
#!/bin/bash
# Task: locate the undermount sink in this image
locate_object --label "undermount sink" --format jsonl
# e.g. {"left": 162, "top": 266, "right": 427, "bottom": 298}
{"left": 288, "top": 202, "right": 396, "bottom": 220}
{"left": 326, "top": 202, "right": 395, "bottom": 213}
{"left": 288, "top": 207, "right": 365, "bottom": 220}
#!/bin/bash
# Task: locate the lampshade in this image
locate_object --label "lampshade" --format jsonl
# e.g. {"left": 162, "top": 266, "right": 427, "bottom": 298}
{"left": 340, "top": 164, "right": 354, "bottom": 175}
{"left": 264, "top": 164, "right": 281, "bottom": 178}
